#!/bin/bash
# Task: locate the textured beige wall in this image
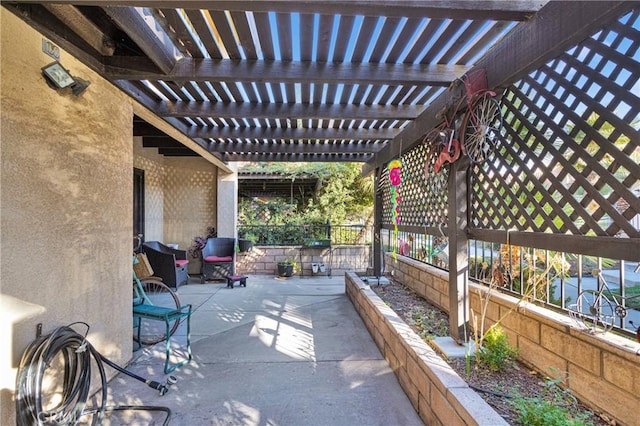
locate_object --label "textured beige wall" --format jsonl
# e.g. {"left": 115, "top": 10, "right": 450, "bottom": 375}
{"left": 133, "top": 137, "right": 165, "bottom": 241}
{"left": 1, "top": 10, "right": 133, "bottom": 423}
{"left": 133, "top": 142, "right": 218, "bottom": 273}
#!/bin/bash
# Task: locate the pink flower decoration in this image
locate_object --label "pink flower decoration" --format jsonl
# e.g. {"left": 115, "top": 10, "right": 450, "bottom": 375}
{"left": 389, "top": 168, "right": 401, "bottom": 186}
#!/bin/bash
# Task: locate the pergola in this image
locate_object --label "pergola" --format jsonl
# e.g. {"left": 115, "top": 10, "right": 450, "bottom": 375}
{"left": 5, "top": 1, "right": 639, "bottom": 341}
{"left": 5, "top": 1, "right": 620, "bottom": 164}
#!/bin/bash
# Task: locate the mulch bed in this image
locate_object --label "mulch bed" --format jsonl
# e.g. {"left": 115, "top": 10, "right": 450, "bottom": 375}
{"left": 370, "top": 279, "right": 613, "bottom": 426}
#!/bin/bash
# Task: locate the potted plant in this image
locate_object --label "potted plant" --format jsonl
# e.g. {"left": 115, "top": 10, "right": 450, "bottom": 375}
{"left": 277, "top": 258, "right": 297, "bottom": 277}
{"left": 188, "top": 226, "right": 217, "bottom": 259}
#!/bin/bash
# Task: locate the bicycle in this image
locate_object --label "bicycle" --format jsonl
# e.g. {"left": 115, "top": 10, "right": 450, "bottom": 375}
{"left": 132, "top": 235, "right": 182, "bottom": 345}
{"left": 423, "top": 68, "right": 503, "bottom": 193}
{"left": 568, "top": 266, "right": 640, "bottom": 334}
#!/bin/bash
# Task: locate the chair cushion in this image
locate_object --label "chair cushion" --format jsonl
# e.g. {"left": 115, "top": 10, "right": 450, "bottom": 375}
{"left": 175, "top": 259, "right": 189, "bottom": 268}
{"left": 204, "top": 255, "right": 233, "bottom": 263}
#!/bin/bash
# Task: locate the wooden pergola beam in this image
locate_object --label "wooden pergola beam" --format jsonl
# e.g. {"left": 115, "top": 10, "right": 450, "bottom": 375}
{"left": 103, "top": 6, "right": 177, "bottom": 74}
{"left": 12, "top": 1, "right": 545, "bottom": 21}
{"left": 105, "top": 59, "right": 468, "bottom": 86}
{"left": 208, "top": 141, "right": 382, "bottom": 154}
{"left": 157, "top": 102, "right": 424, "bottom": 121}
{"left": 220, "top": 152, "right": 373, "bottom": 163}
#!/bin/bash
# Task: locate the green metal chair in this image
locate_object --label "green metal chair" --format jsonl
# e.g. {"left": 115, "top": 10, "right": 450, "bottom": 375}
{"left": 133, "top": 257, "right": 192, "bottom": 374}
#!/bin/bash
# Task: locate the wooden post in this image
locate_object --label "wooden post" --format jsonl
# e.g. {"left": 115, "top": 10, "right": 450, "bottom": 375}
{"left": 448, "top": 158, "right": 470, "bottom": 343}
{"left": 373, "top": 167, "right": 383, "bottom": 277}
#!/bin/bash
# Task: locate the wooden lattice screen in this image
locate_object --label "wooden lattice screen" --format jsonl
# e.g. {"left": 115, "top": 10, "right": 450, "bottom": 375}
{"left": 380, "top": 9, "right": 640, "bottom": 242}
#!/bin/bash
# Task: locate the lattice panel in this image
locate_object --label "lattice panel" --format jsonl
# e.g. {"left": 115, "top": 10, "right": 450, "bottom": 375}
{"left": 470, "top": 9, "right": 640, "bottom": 238}
{"left": 379, "top": 141, "right": 449, "bottom": 229}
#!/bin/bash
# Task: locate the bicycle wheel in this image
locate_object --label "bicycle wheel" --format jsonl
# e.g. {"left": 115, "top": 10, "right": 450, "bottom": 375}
{"left": 461, "top": 93, "right": 502, "bottom": 164}
{"left": 571, "top": 290, "right": 615, "bottom": 334}
{"left": 134, "top": 278, "right": 181, "bottom": 345}
{"left": 423, "top": 130, "right": 448, "bottom": 195}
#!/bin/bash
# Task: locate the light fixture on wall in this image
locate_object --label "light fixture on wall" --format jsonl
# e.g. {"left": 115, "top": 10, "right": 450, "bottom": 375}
{"left": 41, "top": 61, "right": 90, "bottom": 96}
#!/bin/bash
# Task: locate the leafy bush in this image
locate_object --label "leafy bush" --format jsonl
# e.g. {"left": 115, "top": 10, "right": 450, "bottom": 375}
{"left": 513, "top": 397, "right": 590, "bottom": 426}
{"left": 475, "top": 325, "right": 519, "bottom": 371}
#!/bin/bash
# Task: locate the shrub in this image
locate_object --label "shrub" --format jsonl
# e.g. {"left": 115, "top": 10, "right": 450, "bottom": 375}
{"left": 475, "top": 325, "right": 519, "bottom": 371}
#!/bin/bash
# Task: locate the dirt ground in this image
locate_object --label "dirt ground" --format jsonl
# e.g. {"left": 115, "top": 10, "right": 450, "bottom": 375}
{"left": 370, "top": 279, "right": 613, "bottom": 426}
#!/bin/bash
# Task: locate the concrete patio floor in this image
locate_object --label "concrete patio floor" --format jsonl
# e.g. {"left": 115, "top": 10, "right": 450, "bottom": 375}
{"left": 104, "top": 275, "right": 424, "bottom": 425}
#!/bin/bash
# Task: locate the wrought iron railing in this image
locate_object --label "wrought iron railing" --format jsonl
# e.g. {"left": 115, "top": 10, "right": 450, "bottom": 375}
{"left": 381, "top": 228, "right": 640, "bottom": 338}
{"left": 239, "top": 224, "right": 370, "bottom": 246}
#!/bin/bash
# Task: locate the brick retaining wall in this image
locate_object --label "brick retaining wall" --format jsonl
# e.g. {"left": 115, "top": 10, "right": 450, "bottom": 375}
{"left": 383, "top": 253, "right": 640, "bottom": 426}
{"left": 345, "top": 272, "right": 508, "bottom": 426}
{"left": 236, "top": 245, "right": 370, "bottom": 277}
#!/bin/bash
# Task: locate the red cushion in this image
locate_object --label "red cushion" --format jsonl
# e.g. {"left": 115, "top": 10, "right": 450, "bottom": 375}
{"left": 175, "top": 259, "right": 189, "bottom": 268}
{"left": 204, "top": 255, "right": 233, "bottom": 263}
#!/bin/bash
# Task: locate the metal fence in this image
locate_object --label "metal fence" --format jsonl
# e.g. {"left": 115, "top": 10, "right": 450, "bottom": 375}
{"left": 239, "top": 223, "right": 371, "bottom": 246}
{"left": 382, "top": 228, "right": 640, "bottom": 338}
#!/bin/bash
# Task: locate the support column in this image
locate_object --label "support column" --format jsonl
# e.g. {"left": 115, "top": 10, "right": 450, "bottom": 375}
{"left": 373, "top": 167, "right": 383, "bottom": 276}
{"left": 447, "top": 158, "right": 470, "bottom": 343}
{"left": 217, "top": 163, "right": 238, "bottom": 238}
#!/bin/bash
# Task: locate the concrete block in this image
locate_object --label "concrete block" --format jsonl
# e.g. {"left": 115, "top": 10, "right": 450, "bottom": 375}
{"left": 447, "top": 387, "right": 509, "bottom": 426}
{"left": 431, "top": 386, "right": 465, "bottom": 426}
{"left": 569, "top": 363, "right": 638, "bottom": 426}
{"left": 602, "top": 351, "right": 640, "bottom": 395}
{"left": 418, "top": 393, "right": 440, "bottom": 426}
{"left": 406, "top": 355, "right": 430, "bottom": 397}
{"left": 541, "top": 324, "right": 601, "bottom": 375}
{"left": 398, "top": 367, "right": 420, "bottom": 411}
{"left": 518, "top": 336, "right": 567, "bottom": 375}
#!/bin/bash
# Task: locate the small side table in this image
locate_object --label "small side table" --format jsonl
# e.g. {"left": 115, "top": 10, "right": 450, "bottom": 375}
{"left": 226, "top": 275, "right": 248, "bottom": 288}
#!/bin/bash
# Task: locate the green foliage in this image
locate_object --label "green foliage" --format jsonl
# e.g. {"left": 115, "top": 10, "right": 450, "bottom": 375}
{"left": 512, "top": 371, "right": 589, "bottom": 426}
{"left": 475, "top": 325, "right": 519, "bottom": 372}
{"left": 238, "top": 163, "right": 373, "bottom": 226}
{"left": 512, "top": 397, "right": 590, "bottom": 426}
{"left": 406, "top": 307, "right": 449, "bottom": 340}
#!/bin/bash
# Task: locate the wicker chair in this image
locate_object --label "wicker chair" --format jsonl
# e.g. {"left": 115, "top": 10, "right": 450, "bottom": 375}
{"left": 201, "top": 237, "right": 236, "bottom": 282}
{"left": 143, "top": 241, "right": 189, "bottom": 289}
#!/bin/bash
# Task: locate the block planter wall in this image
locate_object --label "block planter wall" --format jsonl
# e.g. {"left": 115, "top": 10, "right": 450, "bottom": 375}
{"left": 345, "top": 272, "right": 508, "bottom": 426}
{"left": 383, "top": 253, "right": 640, "bottom": 426}
{"left": 236, "top": 245, "right": 370, "bottom": 277}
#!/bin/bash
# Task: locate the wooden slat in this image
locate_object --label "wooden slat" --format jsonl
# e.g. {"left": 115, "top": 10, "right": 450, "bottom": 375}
{"left": 421, "top": 20, "right": 465, "bottom": 63}
{"left": 299, "top": 13, "right": 315, "bottom": 62}
{"left": 184, "top": 9, "right": 222, "bottom": 59}
{"left": 252, "top": 11, "right": 274, "bottom": 59}
{"left": 351, "top": 16, "right": 382, "bottom": 62}
{"left": 229, "top": 10, "right": 258, "bottom": 59}
{"left": 368, "top": 17, "right": 403, "bottom": 63}
{"left": 159, "top": 8, "right": 205, "bottom": 58}
{"left": 275, "top": 12, "right": 293, "bottom": 61}
{"left": 384, "top": 17, "right": 424, "bottom": 64}
{"left": 207, "top": 10, "right": 242, "bottom": 59}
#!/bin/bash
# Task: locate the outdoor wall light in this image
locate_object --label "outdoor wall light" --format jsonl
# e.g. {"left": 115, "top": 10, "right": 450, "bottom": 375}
{"left": 41, "top": 61, "right": 90, "bottom": 96}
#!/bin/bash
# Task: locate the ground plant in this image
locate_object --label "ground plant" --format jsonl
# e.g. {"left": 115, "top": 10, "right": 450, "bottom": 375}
{"left": 371, "top": 280, "right": 610, "bottom": 425}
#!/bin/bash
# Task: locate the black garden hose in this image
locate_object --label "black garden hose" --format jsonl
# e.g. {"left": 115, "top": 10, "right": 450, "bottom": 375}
{"left": 15, "top": 322, "right": 171, "bottom": 425}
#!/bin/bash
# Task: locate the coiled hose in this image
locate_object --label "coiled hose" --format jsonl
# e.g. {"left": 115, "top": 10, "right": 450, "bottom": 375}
{"left": 15, "top": 322, "right": 171, "bottom": 425}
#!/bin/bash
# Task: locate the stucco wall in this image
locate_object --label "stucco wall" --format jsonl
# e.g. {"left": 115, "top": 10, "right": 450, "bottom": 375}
{"left": 1, "top": 10, "right": 133, "bottom": 423}
{"left": 133, "top": 144, "right": 218, "bottom": 274}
